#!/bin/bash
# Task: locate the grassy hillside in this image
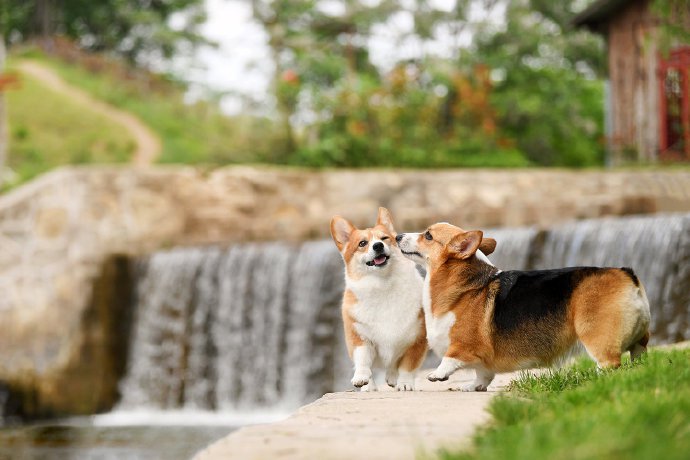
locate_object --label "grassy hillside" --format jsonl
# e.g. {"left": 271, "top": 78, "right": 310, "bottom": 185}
{"left": 17, "top": 50, "right": 276, "bottom": 166}
{"left": 442, "top": 348, "right": 690, "bottom": 460}
{"left": 4, "top": 67, "right": 134, "bottom": 188}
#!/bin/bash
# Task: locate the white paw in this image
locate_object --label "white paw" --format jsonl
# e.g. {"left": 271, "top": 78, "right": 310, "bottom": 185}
{"left": 360, "top": 383, "right": 377, "bottom": 392}
{"left": 427, "top": 370, "right": 449, "bottom": 382}
{"left": 351, "top": 370, "right": 372, "bottom": 388}
{"left": 396, "top": 381, "right": 415, "bottom": 391}
{"left": 385, "top": 371, "right": 398, "bottom": 388}
{"left": 461, "top": 382, "right": 489, "bottom": 392}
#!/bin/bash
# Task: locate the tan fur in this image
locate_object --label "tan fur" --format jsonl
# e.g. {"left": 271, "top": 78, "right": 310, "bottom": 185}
{"left": 342, "top": 289, "right": 364, "bottom": 358}
{"left": 398, "top": 311, "right": 428, "bottom": 372}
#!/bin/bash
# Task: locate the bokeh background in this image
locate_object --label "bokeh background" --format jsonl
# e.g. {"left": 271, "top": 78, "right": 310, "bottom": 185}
{"left": 0, "top": 1, "right": 689, "bottom": 459}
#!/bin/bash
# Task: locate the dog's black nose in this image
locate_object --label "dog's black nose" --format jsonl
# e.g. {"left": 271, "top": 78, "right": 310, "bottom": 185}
{"left": 395, "top": 234, "right": 404, "bottom": 243}
{"left": 373, "top": 242, "right": 384, "bottom": 252}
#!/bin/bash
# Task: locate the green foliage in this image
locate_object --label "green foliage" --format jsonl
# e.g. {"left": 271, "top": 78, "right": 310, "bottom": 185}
{"left": 440, "top": 348, "right": 690, "bottom": 460}
{"left": 473, "top": 0, "right": 606, "bottom": 166}
{"left": 652, "top": 0, "right": 690, "bottom": 52}
{"left": 251, "top": 0, "right": 606, "bottom": 168}
{"left": 2, "top": 0, "right": 610, "bottom": 170}
{"left": 1, "top": 0, "right": 208, "bottom": 64}
{"left": 4, "top": 66, "right": 134, "bottom": 188}
{"left": 32, "top": 53, "right": 280, "bottom": 165}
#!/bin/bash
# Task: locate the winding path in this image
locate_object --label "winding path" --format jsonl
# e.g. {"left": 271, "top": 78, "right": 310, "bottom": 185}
{"left": 16, "top": 60, "right": 162, "bottom": 166}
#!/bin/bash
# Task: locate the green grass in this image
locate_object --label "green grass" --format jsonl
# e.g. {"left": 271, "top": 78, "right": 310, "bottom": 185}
{"left": 19, "top": 51, "right": 275, "bottom": 166}
{"left": 440, "top": 348, "right": 690, "bottom": 460}
{"left": 5, "top": 67, "right": 134, "bottom": 188}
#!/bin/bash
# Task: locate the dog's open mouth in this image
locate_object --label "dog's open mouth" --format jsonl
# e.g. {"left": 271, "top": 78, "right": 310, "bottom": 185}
{"left": 366, "top": 255, "right": 389, "bottom": 267}
{"left": 401, "top": 250, "right": 422, "bottom": 258}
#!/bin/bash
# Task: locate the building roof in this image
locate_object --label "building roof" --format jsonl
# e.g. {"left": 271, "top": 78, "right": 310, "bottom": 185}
{"left": 573, "top": 0, "right": 633, "bottom": 32}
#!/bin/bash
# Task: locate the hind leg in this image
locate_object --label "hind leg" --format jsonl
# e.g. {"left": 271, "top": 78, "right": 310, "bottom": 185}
{"left": 578, "top": 330, "right": 622, "bottom": 369}
{"left": 629, "top": 331, "right": 649, "bottom": 362}
{"left": 629, "top": 343, "right": 646, "bottom": 361}
{"left": 580, "top": 340, "right": 622, "bottom": 369}
{"left": 385, "top": 367, "right": 398, "bottom": 388}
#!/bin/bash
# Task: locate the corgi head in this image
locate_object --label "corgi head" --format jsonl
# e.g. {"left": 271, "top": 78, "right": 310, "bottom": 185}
{"left": 396, "top": 222, "right": 497, "bottom": 269}
{"left": 330, "top": 207, "right": 399, "bottom": 278}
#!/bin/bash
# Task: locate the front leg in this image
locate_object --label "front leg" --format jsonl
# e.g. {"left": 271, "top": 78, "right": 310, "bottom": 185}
{"left": 427, "top": 356, "right": 465, "bottom": 382}
{"left": 351, "top": 343, "right": 376, "bottom": 388}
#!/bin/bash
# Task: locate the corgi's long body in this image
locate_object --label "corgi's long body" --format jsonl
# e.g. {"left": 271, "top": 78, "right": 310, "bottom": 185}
{"left": 331, "top": 208, "right": 426, "bottom": 391}
{"left": 398, "top": 223, "right": 651, "bottom": 392}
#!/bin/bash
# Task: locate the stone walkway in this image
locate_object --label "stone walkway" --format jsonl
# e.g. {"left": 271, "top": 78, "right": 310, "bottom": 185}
{"left": 193, "top": 369, "right": 523, "bottom": 460}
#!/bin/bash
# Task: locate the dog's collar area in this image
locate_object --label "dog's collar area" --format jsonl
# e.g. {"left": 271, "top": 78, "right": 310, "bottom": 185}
{"left": 366, "top": 255, "right": 389, "bottom": 267}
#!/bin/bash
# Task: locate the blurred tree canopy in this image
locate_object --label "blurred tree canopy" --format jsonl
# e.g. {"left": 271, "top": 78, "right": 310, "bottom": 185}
{"left": 0, "top": 0, "right": 608, "bottom": 168}
{"left": 250, "top": 0, "right": 606, "bottom": 168}
{"left": 0, "top": 0, "right": 207, "bottom": 64}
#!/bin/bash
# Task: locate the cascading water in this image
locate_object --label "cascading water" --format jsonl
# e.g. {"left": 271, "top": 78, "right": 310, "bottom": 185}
{"left": 117, "top": 213, "right": 690, "bottom": 412}
{"left": 118, "top": 241, "right": 348, "bottom": 412}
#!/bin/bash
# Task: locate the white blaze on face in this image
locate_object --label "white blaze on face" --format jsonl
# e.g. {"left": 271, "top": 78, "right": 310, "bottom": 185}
{"left": 397, "top": 233, "right": 426, "bottom": 266}
{"left": 364, "top": 236, "right": 392, "bottom": 269}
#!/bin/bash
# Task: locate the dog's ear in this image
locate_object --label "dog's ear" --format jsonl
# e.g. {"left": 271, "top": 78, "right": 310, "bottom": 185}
{"left": 479, "top": 237, "right": 497, "bottom": 256}
{"left": 449, "top": 230, "right": 483, "bottom": 259}
{"left": 376, "top": 207, "right": 396, "bottom": 235}
{"left": 330, "top": 216, "right": 355, "bottom": 251}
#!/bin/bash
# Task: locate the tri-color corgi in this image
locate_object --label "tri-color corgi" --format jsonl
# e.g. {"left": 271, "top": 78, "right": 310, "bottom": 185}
{"left": 330, "top": 207, "right": 427, "bottom": 391}
{"left": 396, "top": 222, "right": 651, "bottom": 392}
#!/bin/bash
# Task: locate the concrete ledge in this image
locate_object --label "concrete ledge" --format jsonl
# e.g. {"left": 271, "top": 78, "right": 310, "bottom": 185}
{"left": 193, "top": 369, "right": 521, "bottom": 460}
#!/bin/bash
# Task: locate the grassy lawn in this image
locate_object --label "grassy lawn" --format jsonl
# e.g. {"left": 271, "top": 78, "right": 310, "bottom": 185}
{"left": 4, "top": 68, "right": 134, "bottom": 188}
{"left": 441, "top": 348, "right": 690, "bottom": 460}
{"left": 17, "top": 51, "right": 274, "bottom": 166}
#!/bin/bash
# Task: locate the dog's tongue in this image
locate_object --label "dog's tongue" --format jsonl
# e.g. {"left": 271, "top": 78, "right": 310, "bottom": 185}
{"left": 374, "top": 255, "right": 387, "bottom": 265}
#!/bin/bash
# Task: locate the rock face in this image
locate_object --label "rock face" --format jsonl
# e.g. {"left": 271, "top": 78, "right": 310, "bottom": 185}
{"left": 1, "top": 166, "right": 690, "bottom": 419}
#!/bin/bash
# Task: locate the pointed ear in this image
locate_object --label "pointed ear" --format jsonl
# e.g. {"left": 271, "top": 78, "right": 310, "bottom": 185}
{"left": 330, "top": 216, "right": 355, "bottom": 251}
{"left": 479, "top": 237, "right": 497, "bottom": 256}
{"left": 376, "top": 207, "right": 396, "bottom": 234}
{"left": 449, "top": 230, "right": 483, "bottom": 259}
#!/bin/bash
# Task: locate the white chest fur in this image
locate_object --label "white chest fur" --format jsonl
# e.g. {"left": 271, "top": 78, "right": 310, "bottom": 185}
{"left": 423, "top": 272, "right": 455, "bottom": 357}
{"left": 348, "top": 254, "right": 423, "bottom": 367}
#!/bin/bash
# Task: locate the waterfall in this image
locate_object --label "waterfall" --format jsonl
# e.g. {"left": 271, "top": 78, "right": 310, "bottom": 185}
{"left": 117, "top": 213, "right": 690, "bottom": 411}
{"left": 118, "top": 241, "right": 348, "bottom": 412}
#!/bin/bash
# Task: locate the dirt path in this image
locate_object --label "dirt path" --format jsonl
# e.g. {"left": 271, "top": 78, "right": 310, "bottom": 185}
{"left": 193, "top": 369, "right": 523, "bottom": 460}
{"left": 17, "top": 60, "right": 162, "bottom": 166}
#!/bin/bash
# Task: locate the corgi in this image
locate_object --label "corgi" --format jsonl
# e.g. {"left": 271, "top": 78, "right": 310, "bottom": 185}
{"left": 330, "top": 207, "right": 427, "bottom": 391}
{"left": 396, "top": 222, "right": 651, "bottom": 392}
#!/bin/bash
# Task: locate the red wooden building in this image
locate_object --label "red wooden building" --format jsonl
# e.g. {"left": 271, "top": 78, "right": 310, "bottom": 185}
{"left": 575, "top": 0, "right": 690, "bottom": 163}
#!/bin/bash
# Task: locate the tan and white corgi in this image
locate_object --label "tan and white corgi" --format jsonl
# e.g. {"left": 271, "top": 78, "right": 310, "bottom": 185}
{"left": 330, "top": 207, "right": 427, "bottom": 391}
{"left": 397, "top": 222, "right": 651, "bottom": 392}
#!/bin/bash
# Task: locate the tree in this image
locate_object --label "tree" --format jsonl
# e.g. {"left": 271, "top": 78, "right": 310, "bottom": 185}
{"left": 1, "top": 0, "right": 209, "bottom": 65}
{"left": 249, "top": 0, "right": 401, "bottom": 161}
{"left": 471, "top": 0, "right": 606, "bottom": 166}
{"left": 652, "top": 0, "right": 690, "bottom": 51}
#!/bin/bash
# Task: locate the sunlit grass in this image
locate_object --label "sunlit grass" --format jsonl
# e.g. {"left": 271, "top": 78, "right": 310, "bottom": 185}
{"left": 439, "top": 348, "right": 690, "bottom": 460}
{"left": 23, "top": 52, "right": 275, "bottom": 166}
{"left": 5, "top": 66, "right": 134, "bottom": 188}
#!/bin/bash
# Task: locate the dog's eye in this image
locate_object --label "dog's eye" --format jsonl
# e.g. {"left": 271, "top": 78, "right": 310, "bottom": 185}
{"left": 358, "top": 240, "right": 368, "bottom": 248}
{"left": 424, "top": 231, "right": 433, "bottom": 241}
{"left": 381, "top": 236, "right": 389, "bottom": 241}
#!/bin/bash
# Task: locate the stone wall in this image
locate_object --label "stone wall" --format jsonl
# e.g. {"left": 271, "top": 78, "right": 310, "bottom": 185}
{"left": 1, "top": 166, "right": 690, "bottom": 418}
